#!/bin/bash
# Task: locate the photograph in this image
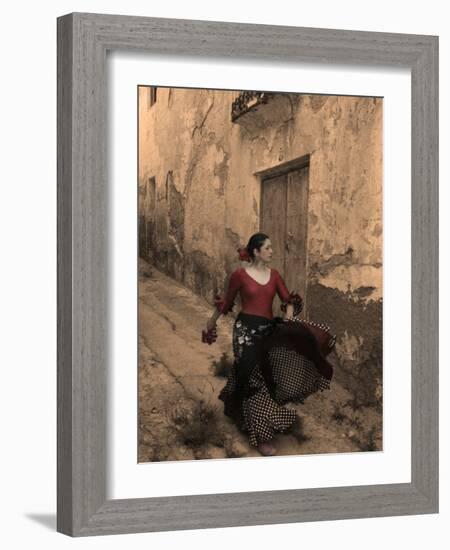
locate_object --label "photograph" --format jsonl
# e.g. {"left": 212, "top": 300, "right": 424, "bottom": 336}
{"left": 137, "top": 85, "right": 383, "bottom": 461}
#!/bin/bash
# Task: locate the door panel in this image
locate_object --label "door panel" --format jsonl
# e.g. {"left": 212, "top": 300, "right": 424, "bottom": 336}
{"left": 260, "top": 164, "right": 309, "bottom": 317}
{"left": 260, "top": 173, "right": 287, "bottom": 276}
{"left": 286, "top": 167, "right": 309, "bottom": 314}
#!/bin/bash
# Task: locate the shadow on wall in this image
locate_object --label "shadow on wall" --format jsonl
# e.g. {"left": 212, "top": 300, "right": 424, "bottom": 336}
{"left": 307, "top": 282, "right": 382, "bottom": 411}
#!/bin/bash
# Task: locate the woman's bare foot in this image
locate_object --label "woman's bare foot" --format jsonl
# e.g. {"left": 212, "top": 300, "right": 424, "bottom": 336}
{"left": 257, "top": 442, "right": 276, "bottom": 456}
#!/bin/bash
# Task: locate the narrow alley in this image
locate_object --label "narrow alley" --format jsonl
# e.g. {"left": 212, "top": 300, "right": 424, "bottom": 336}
{"left": 138, "top": 259, "right": 379, "bottom": 462}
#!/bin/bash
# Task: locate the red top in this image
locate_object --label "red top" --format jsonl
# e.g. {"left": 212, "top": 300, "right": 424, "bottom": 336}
{"left": 216, "top": 267, "right": 292, "bottom": 320}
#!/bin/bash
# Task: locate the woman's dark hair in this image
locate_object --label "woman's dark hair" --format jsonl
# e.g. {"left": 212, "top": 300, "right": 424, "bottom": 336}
{"left": 246, "top": 233, "right": 270, "bottom": 260}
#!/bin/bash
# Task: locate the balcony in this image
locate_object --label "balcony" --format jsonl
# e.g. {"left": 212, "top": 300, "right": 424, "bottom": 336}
{"left": 231, "top": 91, "right": 275, "bottom": 123}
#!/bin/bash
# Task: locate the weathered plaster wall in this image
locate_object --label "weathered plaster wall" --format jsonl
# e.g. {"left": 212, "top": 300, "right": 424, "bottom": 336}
{"left": 139, "top": 87, "right": 237, "bottom": 296}
{"left": 226, "top": 93, "right": 383, "bottom": 405}
{"left": 230, "top": 94, "right": 382, "bottom": 299}
{"left": 139, "top": 87, "right": 382, "bottom": 406}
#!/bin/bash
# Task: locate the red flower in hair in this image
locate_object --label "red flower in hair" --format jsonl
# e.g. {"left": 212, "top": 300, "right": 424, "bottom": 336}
{"left": 238, "top": 246, "right": 251, "bottom": 262}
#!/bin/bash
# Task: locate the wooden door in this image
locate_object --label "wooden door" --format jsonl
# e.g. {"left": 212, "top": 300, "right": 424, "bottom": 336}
{"left": 260, "top": 165, "right": 309, "bottom": 316}
{"left": 260, "top": 173, "right": 287, "bottom": 276}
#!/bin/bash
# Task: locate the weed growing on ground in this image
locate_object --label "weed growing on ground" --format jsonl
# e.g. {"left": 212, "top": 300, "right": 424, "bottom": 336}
{"left": 331, "top": 404, "right": 346, "bottom": 424}
{"left": 350, "top": 425, "right": 378, "bottom": 452}
{"left": 168, "top": 400, "right": 224, "bottom": 449}
{"left": 211, "top": 352, "right": 233, "bottom": 378}
{"left": 343, "top": 393, "right": 367, "bottom": 412}
{"left": 330, "top": 401, "right": 380, "bottom": 452}
{"left": 138, "top": 261, "right": 153, "bottom": 279}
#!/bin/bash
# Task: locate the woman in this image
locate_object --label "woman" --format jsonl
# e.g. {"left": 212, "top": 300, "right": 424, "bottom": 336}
{"left": 204, "top": 233, "right": 335, "bottom": 456}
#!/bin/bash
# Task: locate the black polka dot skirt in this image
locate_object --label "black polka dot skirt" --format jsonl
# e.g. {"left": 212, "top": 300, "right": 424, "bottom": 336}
{"left": 218, "top": 312, "right": 334, "bottom": 447}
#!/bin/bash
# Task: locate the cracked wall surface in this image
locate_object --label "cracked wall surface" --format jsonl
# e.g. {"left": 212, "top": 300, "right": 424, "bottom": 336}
{"left": 139, "top": 87, "right": 382, "bottom": 404}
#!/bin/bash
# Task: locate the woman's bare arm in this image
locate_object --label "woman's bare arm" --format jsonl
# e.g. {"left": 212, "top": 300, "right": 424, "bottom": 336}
{"left": 206, "top": 270, "right": 241, "bottom": 331}
{"left": 283, "top": 303, "right": 295, "bottom": 319}
{"left": 207, "top": 309, "right": 221, "bottom": 330}
{"left": 275, "top": 271, "right": 301, "bottom": 318}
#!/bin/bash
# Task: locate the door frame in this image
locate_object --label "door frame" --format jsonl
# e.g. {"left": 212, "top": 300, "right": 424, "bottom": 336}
{"left": 254, "top": 153, "right": 310, "bottom": 180}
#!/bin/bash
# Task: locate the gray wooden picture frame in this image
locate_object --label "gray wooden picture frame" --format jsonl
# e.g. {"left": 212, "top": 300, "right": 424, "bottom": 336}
{"left": 57, "top": 12, "right": 438, "bottom": 537}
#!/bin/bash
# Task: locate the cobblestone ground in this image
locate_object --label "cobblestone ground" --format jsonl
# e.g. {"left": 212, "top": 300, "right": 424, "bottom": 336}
{"left": 138, "top": 259, "right": 382, "bottom": 462}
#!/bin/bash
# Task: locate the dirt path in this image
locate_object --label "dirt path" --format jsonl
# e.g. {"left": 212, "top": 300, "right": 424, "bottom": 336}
{"left": 138, "top": 260, "right": 380, "bottom": 462}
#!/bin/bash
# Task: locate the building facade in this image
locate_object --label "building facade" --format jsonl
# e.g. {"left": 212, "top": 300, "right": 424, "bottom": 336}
{"left": 138, "top": 86, "right": 383, "bottom": 406}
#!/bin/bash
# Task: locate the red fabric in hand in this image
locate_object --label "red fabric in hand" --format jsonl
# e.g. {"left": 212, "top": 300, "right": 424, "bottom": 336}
{"left": 202, "top": 327, "right": 217, "bottom": 345}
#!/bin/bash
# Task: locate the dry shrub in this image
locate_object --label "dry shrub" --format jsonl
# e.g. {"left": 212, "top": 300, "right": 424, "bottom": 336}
{"left": 138, "top": 261, "right": 153, "bottom": 279}
{"left": 149, "top": 442, "right": 170, "bottom": 462}
{"left": 168, "top": 400, "right": 224, "bottom": 449}
{"left": 343, "top": 392, "right": 367, "bottom": 412}
{"left": 346, "top": 409, "right": 363, "bottom": 430}
{"left": 330, "top": 404, "right": 347, "bottom": 424}
{"left": 330, "top": 404, "right": 379, "bottom": 451}
{"left": 211, "top": 352, "right": 233, "bottom": 378}
{"left": 350, "top": 425, "right": 378, "bottom": 452}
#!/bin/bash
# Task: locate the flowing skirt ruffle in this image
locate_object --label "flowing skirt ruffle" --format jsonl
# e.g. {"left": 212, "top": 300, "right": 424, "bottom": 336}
{"left": 218, "top": 312, "right": 334, "bottom": 447}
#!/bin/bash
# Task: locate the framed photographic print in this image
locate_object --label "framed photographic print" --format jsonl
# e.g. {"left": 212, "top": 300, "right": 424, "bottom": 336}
{"left": 57, "top": 12, "right": 438, "bottom": 536}
{"left": 136, "top": 84, "right": 383, "bottom": 463}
